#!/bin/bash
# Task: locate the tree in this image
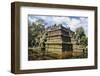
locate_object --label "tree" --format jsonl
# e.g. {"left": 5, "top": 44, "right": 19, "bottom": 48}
{"left": 75, "top": 27, "right": 88, "bottom": 47}
{"left": 80, "top": 36, "right": 88, "bottom": 47}
{"left": 28, "top": 19, "right": 45, "bottom": 47}
{"left": 75, "top": 27, "right": 88, "bottom": 58}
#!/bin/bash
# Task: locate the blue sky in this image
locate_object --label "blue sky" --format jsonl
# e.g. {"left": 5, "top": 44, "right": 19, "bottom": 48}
{"left": 28, "top": 15, "right": 88, "bottom": 36}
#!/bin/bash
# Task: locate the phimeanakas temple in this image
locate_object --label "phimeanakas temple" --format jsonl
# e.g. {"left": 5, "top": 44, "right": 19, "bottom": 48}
{"left": 28, "top": 24, "right": 86, "bottom": 60}
{"left": 45, "top": 24, "right": 84, "bottom": 59}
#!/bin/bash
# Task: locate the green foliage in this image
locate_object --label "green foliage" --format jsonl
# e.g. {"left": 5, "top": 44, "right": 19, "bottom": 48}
{"left": 75, "top": 27, "right": 88, "bottom": 58}
{"left": 28, "top": 19, "right": 46, "bottom": 47}
{"left": 80, "top": 36, "right": 88, "bottom": 47}
{"left": 75, "top": 27, "right": 88, "bottom": 47}
{"left": 75, "top": 27, "right": 85, "bottom": 39}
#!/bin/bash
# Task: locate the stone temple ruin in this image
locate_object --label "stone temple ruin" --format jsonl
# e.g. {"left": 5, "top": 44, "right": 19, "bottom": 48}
{"left": 28, "top": 24, "right": 86, "bottom": 60}
{"left": 45, "top": 25, "right": 84, "bottom": 59}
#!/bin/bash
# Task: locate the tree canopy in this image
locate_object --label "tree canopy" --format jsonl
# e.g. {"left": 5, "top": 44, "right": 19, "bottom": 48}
{"left": 28, "top": 19, "right": 46, "bottom": 47}
{"left": 75, "top": 27, "right": 88, "bottom": 48}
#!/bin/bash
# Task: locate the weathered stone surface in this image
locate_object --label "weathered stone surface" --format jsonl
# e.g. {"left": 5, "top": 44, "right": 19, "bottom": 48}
{"left": 46, "top": 25, "right": 84, "bottom": 59}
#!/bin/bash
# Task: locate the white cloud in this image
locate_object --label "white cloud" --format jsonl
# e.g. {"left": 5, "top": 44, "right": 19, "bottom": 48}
{"left": 38, "top": 16, "right": 47, "bottom": 20}
{"left": 68, "top": 18, "right": 80, "bottom": 31}
{"left": 28, "top": 16, "right": 38, "bottom": 25}
{"left": 52, "top": 16, "right": 71, "bottom": 26}
{"left": 79, "top": 17, "right": 88, "bottom": 36}
{"left": 67, "top": 17, "right": 88, "bottom": 36}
